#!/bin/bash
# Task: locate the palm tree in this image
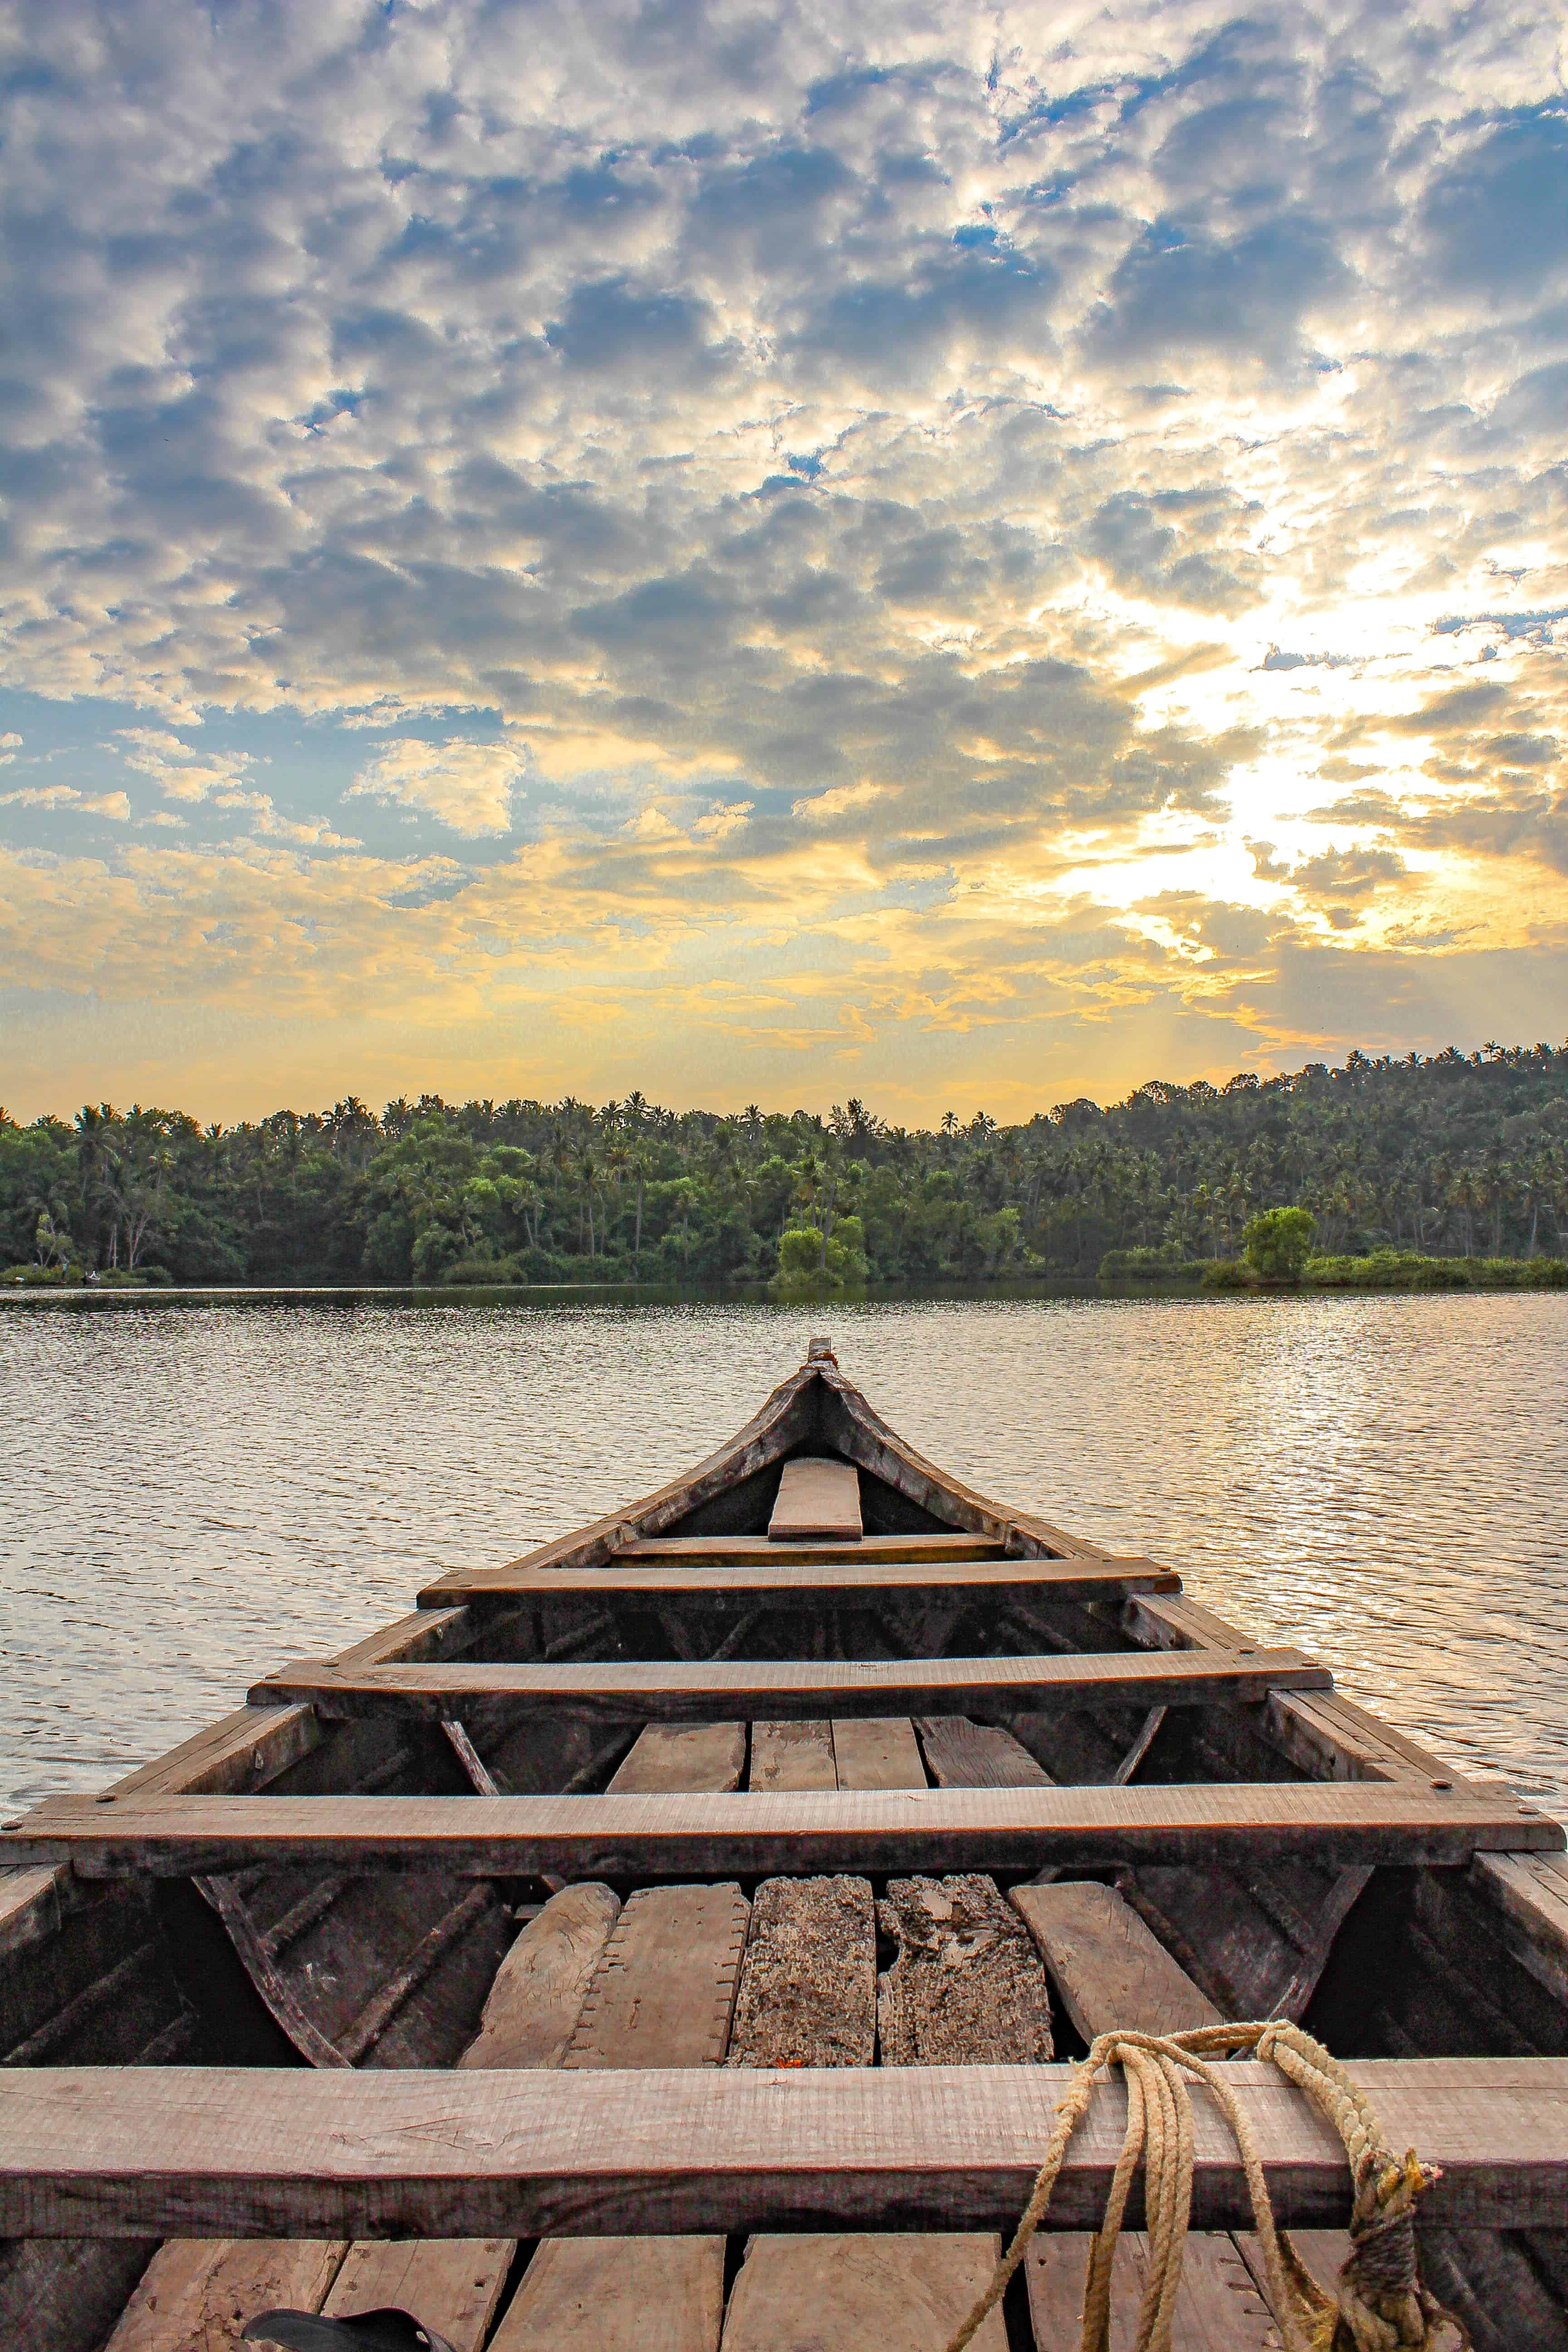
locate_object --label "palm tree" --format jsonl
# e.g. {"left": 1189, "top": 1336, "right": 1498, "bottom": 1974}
{"left": 1448, "top": 1166, "right": 1480, "bottom": 1257}
{"left": 578, "top": 1148, "right": 600, "bottom": 1255}
{"left": 626, "top": 1145, "right": 651, "bottom": 1267}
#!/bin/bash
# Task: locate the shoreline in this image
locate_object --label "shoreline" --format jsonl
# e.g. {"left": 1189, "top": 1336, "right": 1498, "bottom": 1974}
{"left": 4, "top": 1267, "right": 1566, "bottom": 1308}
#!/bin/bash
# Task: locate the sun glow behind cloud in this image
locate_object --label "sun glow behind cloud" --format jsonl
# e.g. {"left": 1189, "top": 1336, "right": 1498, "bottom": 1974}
{"left": 0, "top": 0, "right": 1565, "bottom": 1120}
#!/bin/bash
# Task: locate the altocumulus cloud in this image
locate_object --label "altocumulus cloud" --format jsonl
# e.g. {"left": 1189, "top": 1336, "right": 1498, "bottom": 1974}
{"left": 1, "top": 0, "right": 1567, "bottom": 1118}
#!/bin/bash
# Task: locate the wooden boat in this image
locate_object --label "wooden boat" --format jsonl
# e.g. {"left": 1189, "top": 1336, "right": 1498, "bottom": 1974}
{"left": 3, "top": 1336, "right": 1568, "bottom": 2351}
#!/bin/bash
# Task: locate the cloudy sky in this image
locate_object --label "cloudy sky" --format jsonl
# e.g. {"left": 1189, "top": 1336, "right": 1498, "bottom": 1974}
{"left": 3, "top": 0, "right": 1566, "bottom": 1122}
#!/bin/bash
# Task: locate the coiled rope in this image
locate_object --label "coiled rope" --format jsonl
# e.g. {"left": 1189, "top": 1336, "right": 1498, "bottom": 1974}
{"left": 940, "top": 2019, "right": 1469, "bottom": 2352}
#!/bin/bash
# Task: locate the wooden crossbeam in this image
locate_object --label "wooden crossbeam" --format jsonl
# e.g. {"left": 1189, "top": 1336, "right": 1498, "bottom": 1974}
{"left": 2, "top": 2059, "right": 1565, "bottom": 2240}
{"left": 417, "top": 1555, "right": 1178, "bottom": 1608}
{"left": 5, "top": 1782, "right": 1557, "bottom": 1880}
{"left": 514, "top": 1534, "right": 1011, "bottom": 1573}
{"left": 247, "top": 1647, "right": 1333, "bottom": 1724}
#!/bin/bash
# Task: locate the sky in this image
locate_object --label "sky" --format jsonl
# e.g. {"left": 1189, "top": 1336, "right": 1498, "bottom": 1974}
{"left": 2, "top": 0, "right": 1566, "bottom": 1125}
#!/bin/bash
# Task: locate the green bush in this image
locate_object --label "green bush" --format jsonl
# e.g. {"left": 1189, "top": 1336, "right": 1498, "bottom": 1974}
{"left": 1242, "top": 1205, "right": 1315, "bottom": 1283}
{"left": 445, "top": 1254, "right": 525, "bottom": 1285}
{"left": 1098, "top": 1248, "right": 1209, "bottom": 1283}
{"left": 772, "top": 1220, "right": 868, "bottom": 1296}
{"left": 825, "top": 1214, "right": 868, "bottom": 1284}
{"left": 1299, "top": 1250, "right": 1568, "bottom": 1290}
{"left": 777, "top": 1226, "right": 823, "bottom": 1278}
{"left": 1200, "top": 1258, "right": 1256, "bottom": 1291}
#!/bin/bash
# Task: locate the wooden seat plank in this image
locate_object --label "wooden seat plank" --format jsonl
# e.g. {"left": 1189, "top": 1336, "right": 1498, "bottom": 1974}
{"left": 565, "top": 1884, "right": 750, "bottom": 2071}
{"left": 721, "top": 2233, "right": 1009, "bottom": 2352}
{"left": 749, "top": 1720, "right": 837, "bottom": 1791}
{"left": 769, "top": 1457, "right": 863, "bottom": 1542}
{"left": 727, "top": 1877, "right": 876, "bottom": 2068}
{"left": 606, "top": 1533, "right": 1000, "bottom": 1563}
{"left": 607, "top": 1725, "right": 746, "bottom": 1795}
{"left": 12, "top": 1782, "right": 1556, "bottom": 1880}
{"left": 9, "top": 2057, "right": 1562, "bottom": 2239}
{"left": 917, "top": 1718, "right": 1056, "bottom": 1788}
{"left": 878, "top": 1875, "right": 1054, "bottom": 2066}
{"left": 419, "top": 1556, "right": 1178, "bottom": 1607}
{"left": 102, "top": 1885, "right": 620, "bottom": 2352}
{"left": 830, "top": 1717, "right": 928, "bottom": 1790}
{"left": 249, "top": 1648, "right": 1328, "bottom": 1723}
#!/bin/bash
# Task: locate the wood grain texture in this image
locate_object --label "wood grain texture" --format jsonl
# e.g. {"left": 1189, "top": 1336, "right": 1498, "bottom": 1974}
{"left": 1026, "top": 2229, "right": 1275, "bottom": 2351}
{"left": 769, "top": 1457, "right": 863, "bottom": 1541}
{"left": 421, "top": 1556, "right": 1178, "bottom": 1605}
{"left": 103, "top": 2236, "right": 348, "bottom": 2352}
{"left": 1122, "top": 1591, "right": 1468, "bottom": 1798}
{"left": 749, "top": 1720, "right": 837, "bottom": 1791}
{"left": 510, "top": 1801, "right": 745, "bottom": 2347}
{"left": 10, "top": 1782, "right": 1557, "bottom": 1879}
{"left": 1473, "top": 1853, "right": 1568, "bottom": 2011}
{"left": 721, "top": 2233, "right": 1009, "bottom": 2352}
{"left": 830, "top": 1717, "right": 928, "bottom": 1790}
{"left": 193, "top": 1871, "right": 349, "bottom": 2068}
{"left": 124, "top": 1883, "right": 621, "bottom": 2352}
{"left": 463, "top": 1881, "right": 621, "bottom": 2071}
{"left": 324, "top": 1883, "right": 624, "bottom": 2351}
{"left": 247, "top": 1649, "right": 1324, "bottom": 1722}
{"left": 606, "top": 1725, "right": 747, "bottom": 1794}
{"left": 8, "top": 2059, "right": 1564, "bottom": 2237}
{"left": 916, "top": 1718, "right": 1056, "bottom": 1788}
{"left": 726, "top": 1877, "right": 876, "bottom": 2068}
{"left": 877, "top": 1876, "right": 1054, "bottom": 2065}
{"left": 565, "top": 1884, "right": 750, "bottom": 2070}
{"left": 0, "top": 1863, "right": 68, "bottom": 1959}
{"left": 321, "top": 2236, "right": 514, "bottom": 2352}
{"left": 1010, "top": 1880, "right": 1222, "bottom": 2042}
{"left": 491, "top": 2235, "right": 725, "bottom": 2352}
{"left": 1009, "top": 1879, "right": 1275, "bottom": 2350}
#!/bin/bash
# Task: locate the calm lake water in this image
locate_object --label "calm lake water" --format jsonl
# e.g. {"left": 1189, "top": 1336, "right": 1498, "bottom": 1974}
{"left": 3, "top": 1293, "right": 1567, "bottom": 1815}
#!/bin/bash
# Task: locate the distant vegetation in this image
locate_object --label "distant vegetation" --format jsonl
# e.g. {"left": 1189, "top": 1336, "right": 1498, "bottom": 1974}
{"left": 4, "top": 1039, "right": 1568, "bottom": 1291}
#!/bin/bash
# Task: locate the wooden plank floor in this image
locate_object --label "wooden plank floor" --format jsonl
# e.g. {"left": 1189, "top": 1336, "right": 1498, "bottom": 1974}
{"left": 723, "top": 1867, "right": 1021, "bottom": 2348}
{"left": 248, "top": 1647, "right": 1331, "bottom": 1721}
{"left": 749, "top": 1721, "right": 837, "bottom": 1790}
{"left": 918, "top": 1719, "right": 1056, "bottom": 1788}
{"left": 607, "top": 1725, "right": 746, "bottom": 1794}
{"left": 1012, "top": 1880, "right": 1264, "bottom": 2350}
{"left": 105, "top": 1882, "right": 623, "bottom": 2352}
{"left": 9, "top": 1781, "right": 1557, "bottom": 1879}
{"left": 4, "top": 2057, "right": 1564, "bottom": 2239}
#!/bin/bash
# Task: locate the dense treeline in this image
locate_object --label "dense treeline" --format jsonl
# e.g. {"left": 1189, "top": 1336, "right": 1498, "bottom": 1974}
{"left": 3, "top": 1041, "right": 1568, "bottom": 1288}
